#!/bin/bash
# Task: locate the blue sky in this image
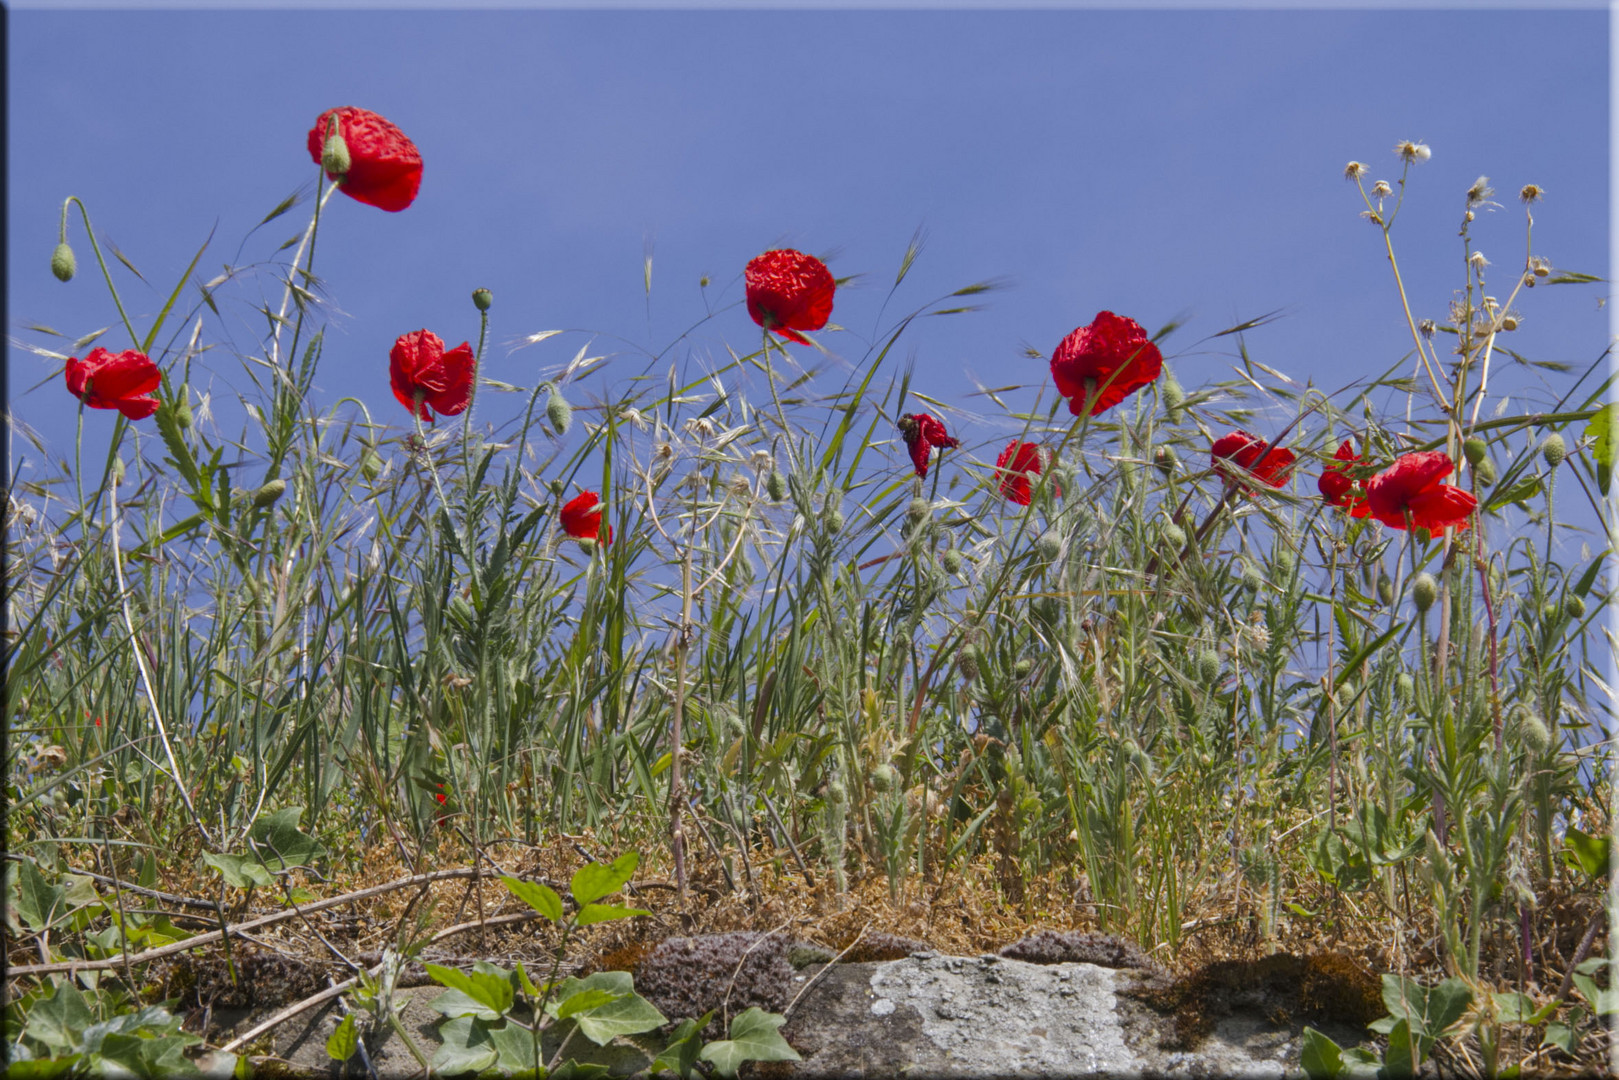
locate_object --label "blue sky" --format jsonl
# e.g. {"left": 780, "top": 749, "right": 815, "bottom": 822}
{"left": 6, "top": 7, "right": 1610, "bottom": 492}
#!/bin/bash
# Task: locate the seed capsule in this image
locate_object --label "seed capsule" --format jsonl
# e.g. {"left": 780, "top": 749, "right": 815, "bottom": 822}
{"left": 1411, "top": 572, "right": 1438, "bottom": 613}
{"left": 252, "top": 478, "right": 287, "bottom": 507}
{"left": 1540, "top": 432, "right": 1567, "bottom": 468}
{"left": 472, "top": 288, "right": 493, "bottom": 311}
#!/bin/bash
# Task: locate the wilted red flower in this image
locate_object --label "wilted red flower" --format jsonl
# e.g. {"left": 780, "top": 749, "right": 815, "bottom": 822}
{"left": 307, "top": 107, "right": 423, "bottom": 212}
{"left": 64, "top": 347, "right": 162, "bottom": 420}
{"left": 996, "top": 440, "right": 1050, "bottom": 506}
{"left": 1319, "top": 440, "right": 1372, "bottom": 517}
{"left": 1211, "top": 430, "right": 1296, "bottom": 490}
{"left": 390, "top": 330, "right": 475, "bottom": 422}
{"left": 745, "top": 249, "right": 835, "bottom": 345}
{"left": 1365, "top": 451, "right": 1476, "bottom": 531}
{"left": 1050, "top": 312, "right": 1164, "bottom": 416}
{"left": 560, "top": 491, "right": 613, "bottom": 545}
{"left": 897, "top": 413, "right": 960, "bottom": 479}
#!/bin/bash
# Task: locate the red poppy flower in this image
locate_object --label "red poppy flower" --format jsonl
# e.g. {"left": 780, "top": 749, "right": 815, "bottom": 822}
{"left": 390, "top": 330, "right": 475, "bottom": 422}
{"left": 745, "top": 249, "right": 835, "bottom": 345}
{"left": 1050, "top": 312, "right": 1164, "bottom": 416}
{"left": 1211, "top": 430, "right": 1296, "bottom": 491}
{"left": 1319, "top": 440, "right": 1372, "bottom": 517}
{"left": 897, "top": 413, "right": 960, "bottom": 479}
{"left": 996, "top": 440, "right": 1051, "bottom": 506}
{"left": 307, "top": 107, "right": 423, "bottom": 212}
{"left": 434, "top": 785, "right": 448, "bottom": 806}
{"left": 560, "top": 491, "right": 613, "bottom": 545}
{"left": 64, "top": 347, "right": 162, "bottom": 420}
{"left": 1365, "top": 451, "right": 1477, "bottom": 531}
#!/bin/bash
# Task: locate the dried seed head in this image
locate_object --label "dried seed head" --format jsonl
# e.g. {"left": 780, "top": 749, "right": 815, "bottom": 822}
{"left": 1418, "top": 318, "right": 1436, "bottom": 339}
{"left": 51, "top": 242, "right": 76, "bottom": 282}
{"left": 1411, "top": 572, "right": 1438, "bottom": 614}
{"left": 1360, "top": 210, "right": 1384, "bottom": 226}
{"left": 1540, "top": 432, "right": 1567, "bottom": 467}
{"left": 1395, "top": 140, "right": 1431, "bottom": 163}
{"left": 1469, "top": 251, "right": 1490, "bottom": 271}
{"left": 1344, "top": 161, "right": 1368, "bottom": 180}
{"left": 1466, "top": 176, "right": 1493, "bottom": 206}
{"left": 1519, "top": 184, "right": 1544, "bottom": 204}
{"left": 1531, "top": 257, "right": 1551, "bottom": 277}
{"left": 1372, "top": 180, "right": 1393, "bottom": 199}
{"left": 729, "top": 474, "right": 752, "bottom": 497}
{"left": 751, "top": 449, "right": 774, "bottom": 472}
{"left": 1499, "top": 314, "right": 1519, "bottom": 331}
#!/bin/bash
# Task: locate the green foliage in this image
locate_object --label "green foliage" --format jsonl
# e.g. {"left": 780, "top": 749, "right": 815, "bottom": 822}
{"left": 697, "top": 1008, "right": 803, "bottom": 1078}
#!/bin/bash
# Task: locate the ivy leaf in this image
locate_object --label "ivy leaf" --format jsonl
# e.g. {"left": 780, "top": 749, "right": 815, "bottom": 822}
{"left": 22, "top": 982, "right": 93, "bottom": 1053}
{"left": 1299, "top": 1027, "right": 1345, "bottom": 1080}
{"left": 201, "top": 852, "right": 273, "bottom": 891}
{"left": 425, "top": 964, "right": 514, "bottom": 1018}
{"left": 575, "top": 902, "right": 651, "bottom": 927}
{"left": 11, "top": 858, "right": 68, "bottom": 933}
{"left": 544, "top": 973, "right": 666, "bottom": 1045}
{"left": 247, "top": 806, "right": 326, "bottom": 872}
{"left": 553, "top": 988, "right": 624, "bottom": 1019}
{"left": 501, "top": 876, "right": 563, "bottom": 923}
{"left": 485, "top": 1021, "right": 543, "bottom": 1075}
{"left": 570, "top": 851, "right": 638, "bottom": 906}
{"left": 652, "top": 1013, "right": 712, "bottom": 1079}
{"left": 698, "top": 1008, "right": 801, "bottom": 1078}
{"left": 430, "top": 1017, "right": 497, "bottom": 1076}
{"left": 1563, "top": 826, "right": 1612, "bottom": 880}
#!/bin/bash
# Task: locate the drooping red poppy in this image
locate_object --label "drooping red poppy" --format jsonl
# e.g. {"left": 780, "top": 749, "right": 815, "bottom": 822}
{"left": 1211, "top": 430, "right": 1296, "bottom": 490}
{"left": 897, "top": 413, "right": 960, "bottom": 479}
{"left": 307, "top": 107, "right": 423, "bottom": 212}
{"left": 64, "top": 347, "right": 162, "bottom": 420}
{"left": 390, "top": 330, "right": 475, "bottom": 422}
{"left": 1319, "top": 440, "right": 1372, "bottom": 518}
{"left": 996, "top": 440, "right": 1048, "bottom": 506}
{"left": 1050, "top": 311, "right": 1164, "bottom": 416}
{"left": 560, "top": 491, "right": 613, "bottom": 545}
{"left": 745, "top": 249, "right": 835, "bottom": 345}
{"left": 1365, "top": 451, "right": 1477, "bottom": 531}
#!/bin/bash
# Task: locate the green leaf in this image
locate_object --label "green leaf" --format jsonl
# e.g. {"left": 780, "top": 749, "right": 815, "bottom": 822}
{"left": 1426, "top": 977, "right": 1473, "bottom": 1034}
{"left": 574, "top": 903, "right": 651, "bottom": 927}
{"left": 426, "top": 988, "right": 502, "bottom": 1022}
{"left": 12, "top": 858, "right": 68, "bottom": 932}
{"left": 1299, "top": 1026, "right": 1345, "bottom": 1080}
{"left": 485, "top": 1021, "right": 543, "bottom": 1075}
{"left": 93, "top": 1032, "right": 200, "bottom": 1078}
{"left": 23, "top": 982, "right": 93, "bottom": 1052}
{"left": 1, "top": 1057, "right": 82, "bottom": 1080}
{"left": 570, "top": 851, "right": 638, "bottom": 906}
{"left": 1563, "top": 826, "right": 1612, "bottom": 880}
{"left": 247, "top": 806, "right": 326, "bottom": 872}
{"left": 153, "top": 395, "right": 205, "bottom": 495}
{"left": 1381, "top": 1017, "right": 1417, "bottom": 1080}
{"left": 430, "top": 1016, "right": 498, "bottom": 1076}
{"left": 652, "top": 1013, "right": 712, "bottom": 1079}
{"left": 325, "top": 1013, "right": 358, "bottom": 1062}
{"left": 544, "top": 973, "right": 666, "bottom": 1045}
{"left": 201, "top": 852, "right": 273, "bottom": 891}
{"left": 1587, "top": 402, "right": 1616, "bottom": 494}
{"left": 1492, "top": 991, "right": 1537, "bottom": 1023}
{"left": 1484, "top": 475, "right": 1543, "bottom": 512}
{"left": 1542, "top": 1020, "right": 1578, "bottom": 1054}
{"left": 502, "top": 876, "right": 564, "bottom": 923}
{"left": 554, "top": 988, "right": 624, "bottom": 1019}
{"left": 1571, "top": 972, "right": 1618, "bottom": 1017}
{"left": 550, "top": 1062, "right": 611, "bottom": 1080}
{"left": 424, "top": 963, "right": 514, "bottom": 1018}
{"left": 698, "top": 1008, "right": 801, "bottom": 1078}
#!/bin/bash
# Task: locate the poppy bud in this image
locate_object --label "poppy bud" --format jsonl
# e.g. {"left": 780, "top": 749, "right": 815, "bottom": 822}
{"left": 1273, "top": 548, "right": 1294, "bottom": 576}
{"left": 1014, "top": 658, "right": 1034, "bottom": 679}
{"left": 1377, "top": 575, "right": 1395, "bottom": 606}
{"left": 1396, "top": 672, "right": 1415, "bottom": 700}
{"left": 826, "top": 777, "right": 847, "bottom": 807}
{"left": 824, "top": 509, "right": 844, "bottom": 534}
{"left": 1162, "top": 523, "right": 1187, "bottom": 549}
{"left": 51, "top": 242, "right": 76, "bottom": 283}
{"left": 1521, "top": 710, "right": 1551, "bottom": 755}
{"left": 766, "top": 471, "right": 787, "bottom": 502}
{"left": 1035, "top": 530, "right": 1062, "bottom": 561}
{"left": 1197, "top": 650, "right": 1221, "bottom": 685}
{"left": 1411, "top": 572, "right": 1438, "bottom": 613}
{"left": 577, "top": 537, "right": 598, "bottom": 555}
{"left": 1154, "top": 446, "right": 1177, "bottom": 476}
{"left": 1475, "top": 457, "right": 1496, "bottom": 486}
{"left": 1241, "top": 563, "right": 1264, "bottom": 592}
{"left": 940, "top": 549, "right": 963, "bottom": 576}
{"left": 1463, "top": 437, "right": 1488, "bottom": 466}
{"left": 545, "top": 387, "right": 573, "bottom": 436}
{"left": 174, "top": 395, "right": 193, "bottom": 430}
{"left": 360, "top": 447, "right": 384, "bottom": 480}
{"left": 472, "top": 288, "right": 493, "bottom": 312}
{"left": 868, "top": 764, "right": 898, "bottom": 793}
{"left": 252, "top": 478, "right": 287, "bottom": 507}
{"left": 110, "top": 455, "right": 127, "bottom": 486}
{"left": 1540, "top": 432, "right": 1567, "bottom": 468}
{"left": 959, "top": 646, "right": 982, "bottom": 682}
{"left": 1162, "top": 370, "right": 1186, "bottom": 423}
{"left": 907, "top": 497, "right": 931, "bottom": 524}
{"left": 321, "top": 117, "right": 352, "bottom": 178}
{"left": 1566, "top": 594, "right": 1586, "bottom": 619}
